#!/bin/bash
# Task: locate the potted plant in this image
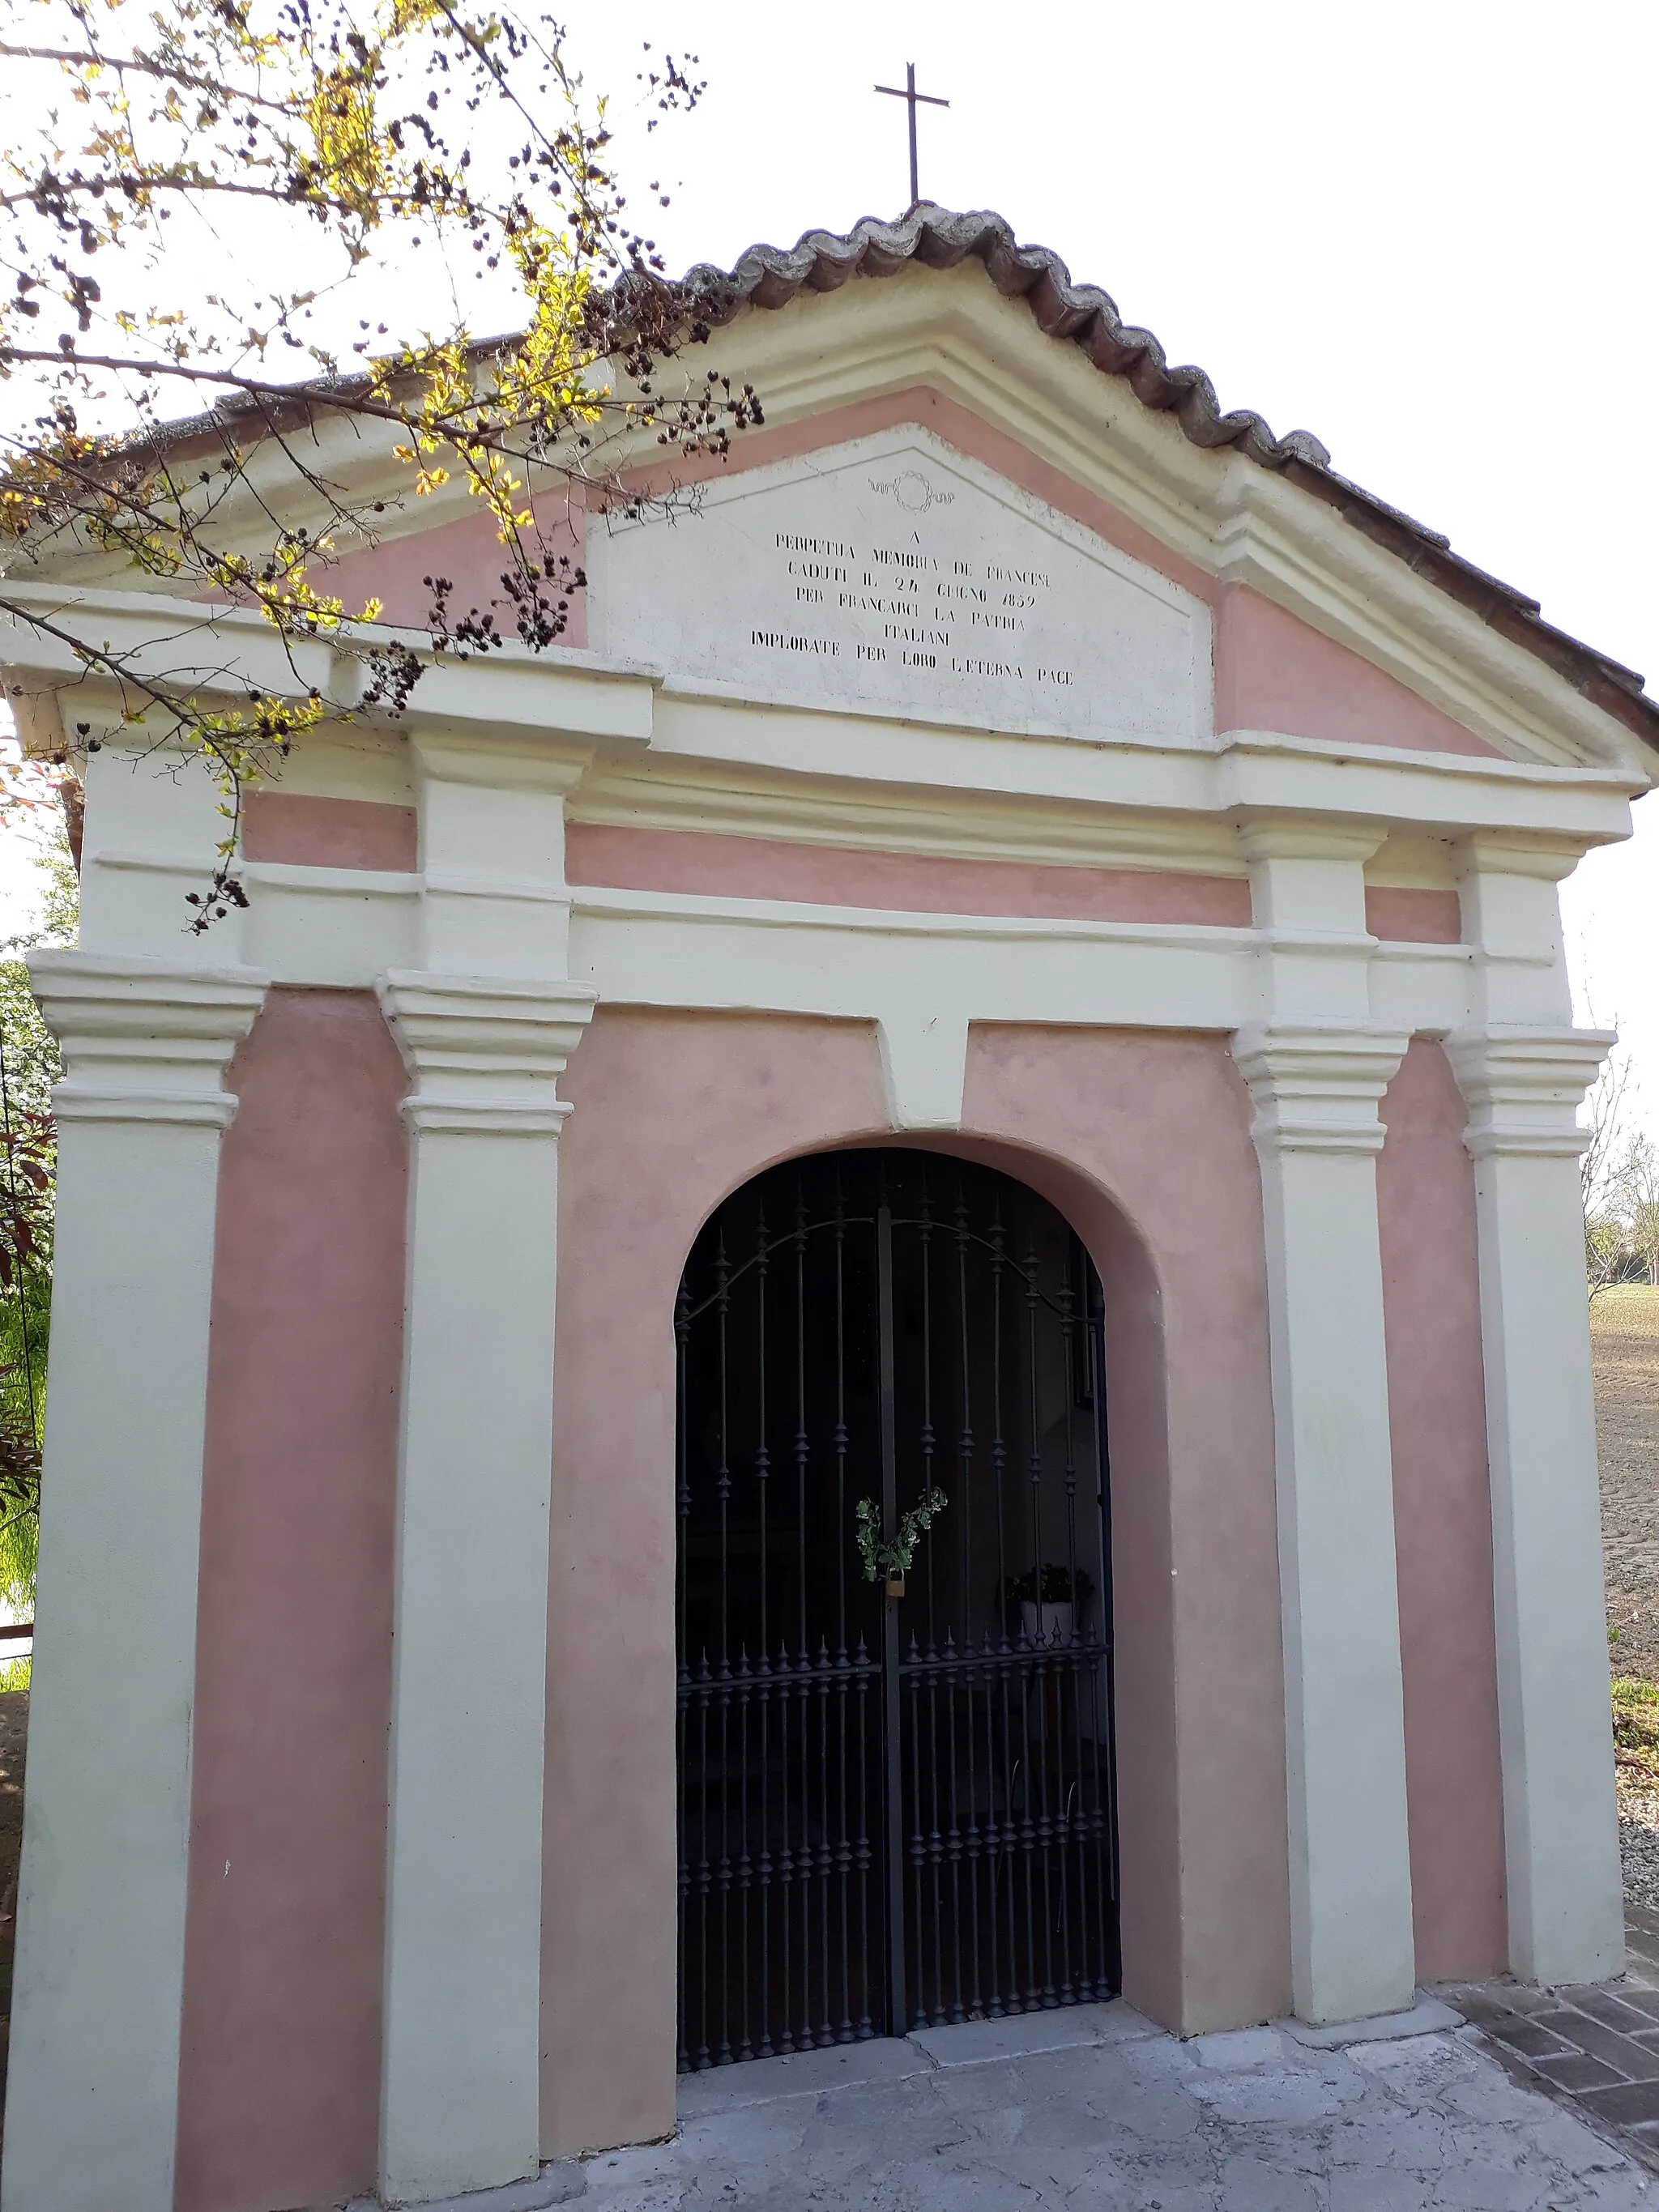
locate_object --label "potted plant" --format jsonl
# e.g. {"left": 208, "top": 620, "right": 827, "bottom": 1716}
{"left": 854, "top": 1490, "right": 947, "bottom": 1598}
{"left": 1003, "top": 1562, "right": 1094, "bottom": 1647}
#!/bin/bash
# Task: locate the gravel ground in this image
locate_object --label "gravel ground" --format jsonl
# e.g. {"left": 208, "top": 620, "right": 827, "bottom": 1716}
{"left": 1595, "top": 1288, "right": 1659, "bottom": 1913}
{"left": 1623, "top": 1809, "right": 1659, "bottom": 1915}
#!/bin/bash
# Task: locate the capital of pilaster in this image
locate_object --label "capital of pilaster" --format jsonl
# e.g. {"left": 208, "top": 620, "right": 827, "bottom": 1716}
{"left": 377, "top": 970, "right": 598, "bottom": 1136}
{"left": 28, "top": 951, "right": 269, "bottom": 1128}
{"left": 1234, "top": 1023, "right": 1411, "bottom": 1157}
{"left": 1444, "top": 1025, "right": 1614, "bottom": 1160}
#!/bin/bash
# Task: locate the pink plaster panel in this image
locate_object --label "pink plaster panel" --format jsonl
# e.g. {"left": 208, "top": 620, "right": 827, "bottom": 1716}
{"left": 1376, "top": 1039, "right": 1506, "bottom": 1981}
{"left": 567, "top": 823, "right": 1252, "bottom": 925}
{"left": 1216, "top": 586, "right": 1501, "bottom": 757}
{"left": 315, "top": 494, "right": 586, "bottom": 645}
{"left": 961, "top": 1031, "right": 1289, "bottom": 2033}
{"left": 177, "top": 990, "right": 408, "bottom": 2212}
{"left": 544, "top": 1012, "right": 891, "bottom": 2157}
{"left": 243, "top": 790, "right": 418, "bottom": 872}
{"left": 1364, "top": 885, "right": 1463, "bottom": 944}
{"left": 544, "top": 1013, "right": 1288, "bottom": 2160}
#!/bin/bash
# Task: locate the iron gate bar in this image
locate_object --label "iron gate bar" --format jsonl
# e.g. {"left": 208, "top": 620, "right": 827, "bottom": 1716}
{"left": 675, "top": 1153, "right": 1120, "bottom": 2068}
{"left": 876, "top": 1199, "right": 906, "bottom": 2037}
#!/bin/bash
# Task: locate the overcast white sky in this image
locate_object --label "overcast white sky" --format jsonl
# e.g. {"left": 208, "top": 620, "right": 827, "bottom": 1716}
{"left": 6, "top": 0, "right": 1655, "bottom": 1111}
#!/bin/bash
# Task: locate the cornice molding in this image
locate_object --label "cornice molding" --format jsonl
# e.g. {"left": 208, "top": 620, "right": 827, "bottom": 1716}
{"left": 1236, "top": 818, "right": 1390, "bottom": 867}
{"left": 377, "top": 970, "right": 597, "bottom": 1136}
{"left": 1234, "top": 1023, "right": 1412, "bottom": 1157}
{"left": 1445, "top": 1025, "right": 1614, "bottom": 1160}
{"left": 28, "top": 951, "right": 269, "bottom": 1127}
{"left": 9, "top": 278, "right": 1655, "bottom": 782}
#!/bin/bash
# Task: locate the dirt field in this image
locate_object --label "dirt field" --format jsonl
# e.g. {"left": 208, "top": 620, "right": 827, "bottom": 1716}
{"left": 1598, "top": 1286, "right": 1659, "bottom": 1681}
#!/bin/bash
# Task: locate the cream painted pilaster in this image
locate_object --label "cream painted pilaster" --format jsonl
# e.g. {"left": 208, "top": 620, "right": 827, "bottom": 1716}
{"left": 1450, "top": 836, "right": 1621, "bottom": 1985}
{"left": 2, "top": 953, "right": 267, "bottom": 2212}
{"left": 1235, "top": 819, "right": 1415, "bottom": 2027}
{"left": 1235, "top": 1025, "right": 1415, "bottom": 2025}
{"left": 376, "top": 729, "right": 596, "bottom": 2206}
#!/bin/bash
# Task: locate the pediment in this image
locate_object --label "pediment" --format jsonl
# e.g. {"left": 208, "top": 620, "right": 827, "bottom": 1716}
{"left": 587, "top": 428, "right": 1212, "bottom": 746}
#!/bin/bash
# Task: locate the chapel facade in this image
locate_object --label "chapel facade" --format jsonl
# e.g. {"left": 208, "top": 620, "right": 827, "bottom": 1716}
{"left": 0, "top": 207, "right": 1652, "bottom": 2212}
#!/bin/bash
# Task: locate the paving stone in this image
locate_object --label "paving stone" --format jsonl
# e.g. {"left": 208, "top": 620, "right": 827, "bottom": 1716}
{"left": 1282, "top": 1993, "right": 1464, "bottom": 2046}
{"left": 676, "top": 2039, "right": 930, "bottom": 2113}
{"left": 1186, "top": 2023, "right": 1285, "bottom": 2069}
{"left": 1326, "top": 2173, "right": 1435, "bottom": 2212}
{"left": 906, "top": 2002, "right": 1120, "bottom": 2069}
{"left": 1550, "top": 2013, "right": 1659, "bottom": 2079}
{"left": 1487, "top": 2016, "right": 1580, "bottom": 2060}
{"left": 1581, "top": 2079, "right": 1659, "bottom": 2125}
{"left": 1533, "top": 2050, "right": 1630, "bottom": 2091}
{"left": 1568, "top": 1988, "right": 1659, "bottom": 2034}
{"left": 1456, "top": 1983, "right": 1567, "bottom": 2019}
{"left": 1212, "top": 2152, "right": 1320, "bottom": 2211}
{"left": 1324, "top": 2111, "right": 1458, "bottom": 2172}
{"left": 1186, "top": 2065, "right": 1363, "bottom": 2124}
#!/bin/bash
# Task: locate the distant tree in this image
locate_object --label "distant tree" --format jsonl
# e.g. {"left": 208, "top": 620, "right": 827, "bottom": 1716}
{"left": 1619, "top": 1133, "right": 1659, "bottom": 1290}
{"left": 1, "top": 0, "right": 758, "bottom": 920}
{"left": 0, "top": 799, "right": 77, "bottom": 1625}
{"left": 1583, "top": 1049, "right": 1638, "bottom": 1299}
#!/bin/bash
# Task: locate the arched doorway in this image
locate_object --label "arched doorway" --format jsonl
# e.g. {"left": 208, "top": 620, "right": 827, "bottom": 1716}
{"left": 675, "top": 1149, "right": 1120, "bottom": 2069}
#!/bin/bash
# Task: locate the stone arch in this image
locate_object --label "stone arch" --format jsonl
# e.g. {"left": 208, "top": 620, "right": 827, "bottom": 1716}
{"left": 541, "top": 1010, "right": 1288, "bottom": 2159}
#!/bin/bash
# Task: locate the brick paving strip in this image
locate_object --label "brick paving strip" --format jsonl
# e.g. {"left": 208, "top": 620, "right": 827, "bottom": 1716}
{"left": 1447, "top": 1910, "right": 1659, "bottom": 2174}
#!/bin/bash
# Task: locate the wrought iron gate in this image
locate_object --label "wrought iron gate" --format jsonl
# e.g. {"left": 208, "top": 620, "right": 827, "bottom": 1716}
{"left": 675, "top": 1150, "right": 1119, "bottom": 2068}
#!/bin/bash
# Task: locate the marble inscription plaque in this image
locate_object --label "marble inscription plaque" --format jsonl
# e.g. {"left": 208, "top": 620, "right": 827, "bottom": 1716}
{"left": 592, "top": 431, "right": 1211, "bottom": 742}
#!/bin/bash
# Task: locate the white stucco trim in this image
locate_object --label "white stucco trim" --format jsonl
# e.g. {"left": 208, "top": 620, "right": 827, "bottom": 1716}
{"left": 1447, "top": 1023, "right": 1623, "bottom": 1985}
{"left": 376, "top": 970, "right": 595, "bottom": 2207}
{"left": 1, "top": 954, "right": 268, "bottom": 2212}
{"left": 1235, "top": 1021, "right": 1417, "bottom": 2026}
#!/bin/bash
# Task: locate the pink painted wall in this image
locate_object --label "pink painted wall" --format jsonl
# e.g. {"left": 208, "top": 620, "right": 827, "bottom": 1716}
{"left": 243, "top": 790, "right": 417, "bottom": 872}
{"left": 1213, "top": 586, "right": 1501, "bottom": 758}
{"left": 543, "top": 1011, "right": 1288, "bottom": 2158}
{"left": 177, "top": 991, "right": 408, "bottom": 2212}
{"left": 566, "top": 822, "right": 1252, "bottom": 925}
{"left": 315, "top": 493, "right": 586, "bottom": 646}
{"left": 962, "top": 1031, "right": 1288, "bottom": 2035}
{"left": 1376, "top": 1038, "right": 1506, "bottom": 1981}
{"left": 1365, "top": 886, "right": 1464, "bottom": 944}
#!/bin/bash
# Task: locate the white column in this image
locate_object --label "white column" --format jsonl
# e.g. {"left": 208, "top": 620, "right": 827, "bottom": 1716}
{"left": 1235, "top": 817, "right": 1414, "bottom": 2026}
{"left": 2, "top": 953, "right": 267, "bottom": 2212}
{"left": 1235, "top": 1025, "right": 1417, "bottom": 2025}
{"left": 375, "top": 732, "right": 597, "bottom": 2205}
{"left": 1449, "top": 834, "right": 1621, "bottom": 1984}
{"left": 375, "top": 718, "right": 596, "bottom": 2212}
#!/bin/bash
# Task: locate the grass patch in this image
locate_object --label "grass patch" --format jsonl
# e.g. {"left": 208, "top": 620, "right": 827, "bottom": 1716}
{"left": 1614, "top": 1677, "right": 1659, "bottom": 1784}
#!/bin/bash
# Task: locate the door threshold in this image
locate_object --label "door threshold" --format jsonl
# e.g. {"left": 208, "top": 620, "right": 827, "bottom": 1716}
{"left": 677, "top": 1997, "right": 1153, "bottom": 2113}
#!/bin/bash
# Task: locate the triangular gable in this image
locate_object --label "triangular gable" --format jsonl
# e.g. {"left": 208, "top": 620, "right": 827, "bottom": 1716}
{"left": 588, "top": 426, "right": 1210, "bottom": 746}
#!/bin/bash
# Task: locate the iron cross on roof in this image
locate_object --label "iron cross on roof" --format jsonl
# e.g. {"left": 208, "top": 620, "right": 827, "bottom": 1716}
{"left": 874, "top": 62, "right": 949, "bottom": 211}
